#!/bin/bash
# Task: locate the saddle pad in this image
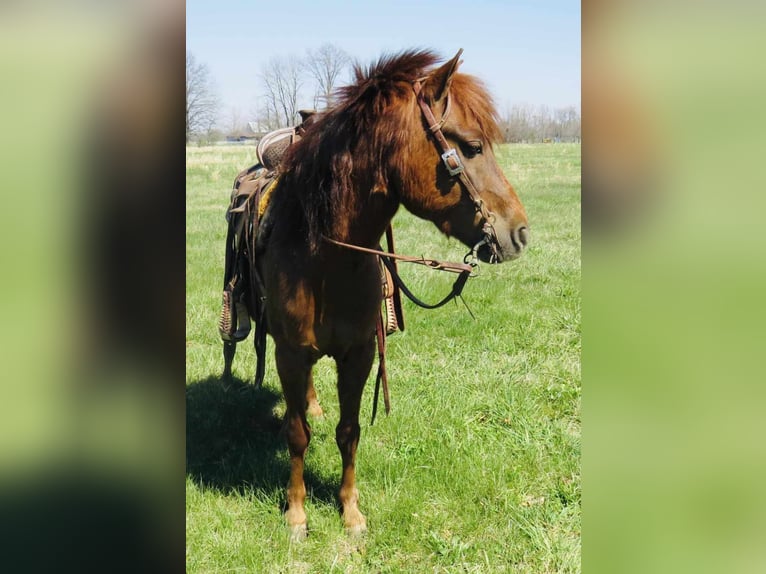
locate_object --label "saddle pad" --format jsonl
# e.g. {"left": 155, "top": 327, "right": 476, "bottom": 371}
{"left": 258, "top": 176, "right": 280, "bottom": 218}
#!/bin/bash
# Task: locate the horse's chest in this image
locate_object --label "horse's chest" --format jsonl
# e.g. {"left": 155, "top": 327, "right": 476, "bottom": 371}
{"left": 267, "top": 264, "right": 380, "bottom": 353}
{"left": 316, "top": 278, "right": 379, "bottom": 339}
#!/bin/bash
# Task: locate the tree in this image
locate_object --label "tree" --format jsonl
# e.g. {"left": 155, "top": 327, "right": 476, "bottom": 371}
{"left": 186, "top": 52, "right": 219, "bottom": 142}
{"left": 250, "top": 103, "right": 280, "bottom": 133}
{"left": 304, "top": 43, "right": 350, "bottom": 109}
{"left": 560, "top": 105, "right": 581, "bottom": 141}
{"left": 260, "top": 55, "right": 304, "bottom": 128}
{"left": 533, "top": 104, "right": 552, "bottom": 142}
{"left": 226, "top": 106, "right": 246, "bottom": 137}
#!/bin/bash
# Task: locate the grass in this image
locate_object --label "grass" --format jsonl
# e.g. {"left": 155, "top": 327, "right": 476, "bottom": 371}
{"left": 186, "top": 142, "right": 581, "bottom": 573}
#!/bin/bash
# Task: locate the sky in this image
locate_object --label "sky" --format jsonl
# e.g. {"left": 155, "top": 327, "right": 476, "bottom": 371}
{"left": 187, "top": 0, "right": 580, "bottom": 127}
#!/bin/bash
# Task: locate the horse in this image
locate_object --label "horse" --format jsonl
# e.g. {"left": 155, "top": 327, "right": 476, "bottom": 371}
{"left": 237, "top": 49, "right": 528, "bottom": 539}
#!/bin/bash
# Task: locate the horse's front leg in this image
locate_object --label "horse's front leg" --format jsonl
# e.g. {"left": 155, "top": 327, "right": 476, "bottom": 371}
{"left": 335, "top": 338, "right": 375, "bottom": 535}
{"left": 275, "top": 344, "right": 315, "bottom": 540}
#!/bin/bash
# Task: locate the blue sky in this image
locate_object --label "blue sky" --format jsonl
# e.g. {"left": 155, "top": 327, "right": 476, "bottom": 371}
{"left": 187, "top": 0, "right": 580, "bottom": 124}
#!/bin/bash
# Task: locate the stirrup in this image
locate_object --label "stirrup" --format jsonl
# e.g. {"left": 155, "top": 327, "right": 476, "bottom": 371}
{"left": 380, "top": 256, "right": 399, "bottom": 335}
{"left": 219, "top": 289, "right": 235, "bottom": 341}
{"left": 232, "top": 301, "right": 251, "bottom": 341}
{"left": 384, "top": 296, "right": 399, "bottom": 335}
{"left": 219, "top": 290, "right": 252, "bottom": 342}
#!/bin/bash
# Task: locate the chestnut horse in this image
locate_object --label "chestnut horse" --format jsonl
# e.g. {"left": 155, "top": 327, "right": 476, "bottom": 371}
{"left": 251, "top": 49, "right": 527, "bottom": 538}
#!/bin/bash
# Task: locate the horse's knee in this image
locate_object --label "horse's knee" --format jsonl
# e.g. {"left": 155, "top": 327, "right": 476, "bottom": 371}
{"left": 336, "top": 421, "right": 360, "bottom": 450}
{"left": 286, "top": 415, "right": 310, "bottom": 455}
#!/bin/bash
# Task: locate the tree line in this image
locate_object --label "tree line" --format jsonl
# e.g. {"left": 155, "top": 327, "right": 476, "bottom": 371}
{"left": 186, "top": 46, "right": 580, "bottom": 144}
{"left": 501, "top": 103, "right": 580, "bottom": 143}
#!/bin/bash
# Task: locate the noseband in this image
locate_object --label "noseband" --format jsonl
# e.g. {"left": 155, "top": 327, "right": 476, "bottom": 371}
{"left": 412, "top": 79, "right": 501, "bottom": 264}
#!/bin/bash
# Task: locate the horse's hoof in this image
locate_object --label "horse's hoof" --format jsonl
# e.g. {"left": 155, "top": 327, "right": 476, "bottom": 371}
{"left": 288, "top": 523, "right": 308, "bottom": 542}
{"left": 307, "top": 401, "right": 324, "bottom": 418}
{"left": 345, "top": 523, "right": 367, "bottom": 538}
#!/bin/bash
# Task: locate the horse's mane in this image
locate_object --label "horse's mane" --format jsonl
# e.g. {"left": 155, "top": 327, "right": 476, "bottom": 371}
{"left": 280, "top": 49, "right": 502, "bottom": 251}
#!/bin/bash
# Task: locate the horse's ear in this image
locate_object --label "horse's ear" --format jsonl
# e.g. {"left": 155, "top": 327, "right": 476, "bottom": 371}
{"left": 298, "top": 109, "right": 317, "bottom": 123}
{"left": 426, "top": 48, "right": 464, "bottom": 102}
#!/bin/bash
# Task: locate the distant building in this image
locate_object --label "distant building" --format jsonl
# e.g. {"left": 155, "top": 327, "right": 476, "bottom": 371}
{"left": 224, "top": 122, "right": 268, "bottom": 143}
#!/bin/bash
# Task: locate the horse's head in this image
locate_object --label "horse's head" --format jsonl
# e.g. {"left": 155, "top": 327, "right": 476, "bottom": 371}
{"left": 400, "top": 50, "right": 529, "bottom": 263}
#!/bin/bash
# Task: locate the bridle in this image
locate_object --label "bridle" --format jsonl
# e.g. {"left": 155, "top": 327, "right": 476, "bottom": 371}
{"left": 411, "top": 78, "right": 501, "bottom": 265}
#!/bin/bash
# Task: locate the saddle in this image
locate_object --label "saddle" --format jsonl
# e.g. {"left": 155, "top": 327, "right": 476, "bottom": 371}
{"left": 219, "top": 111, "right": 317, "bottom": 344}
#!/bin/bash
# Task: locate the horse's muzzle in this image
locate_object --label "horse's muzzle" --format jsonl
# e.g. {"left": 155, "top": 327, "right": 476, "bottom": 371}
{"left": 480, "top": 224, "right": 528, "bottom": 263}
{"left": 512, "top": 225, "right": 530, "bottom": 253}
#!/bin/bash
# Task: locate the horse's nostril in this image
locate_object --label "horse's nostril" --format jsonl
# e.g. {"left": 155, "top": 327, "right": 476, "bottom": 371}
{"left": 515, "top": 226, "right": 529, "bottom": 249}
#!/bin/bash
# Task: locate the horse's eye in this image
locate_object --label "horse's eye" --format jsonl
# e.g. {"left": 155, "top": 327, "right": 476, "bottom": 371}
{"left": 463, "top": 141, "right": 483, "bottom": 158}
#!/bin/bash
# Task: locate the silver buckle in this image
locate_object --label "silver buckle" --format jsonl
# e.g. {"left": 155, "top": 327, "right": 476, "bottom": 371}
{"left": 441, "top": 148, "right": 464, "bottom": 176}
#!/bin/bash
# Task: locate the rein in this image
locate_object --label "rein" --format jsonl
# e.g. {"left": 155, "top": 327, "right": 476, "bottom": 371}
{"left": 323, "top": 234, "right": 475, "bottom": 309}
{"left": 322, "top": 236, "right": 472, "bottom": 275}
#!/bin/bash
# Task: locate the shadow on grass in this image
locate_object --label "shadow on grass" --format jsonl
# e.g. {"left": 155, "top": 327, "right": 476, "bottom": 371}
{"left": 186, "top": 375, "right": 338, "bottom": 509}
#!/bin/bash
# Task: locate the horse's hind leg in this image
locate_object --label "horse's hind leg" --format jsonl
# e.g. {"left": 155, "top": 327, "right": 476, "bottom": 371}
{"left": 335, "top": 339, "right": 375, "bottom": 535}
{"left": 275, "top": 344, "right": 315, "bottom": 540}
{"left": 253, "top": 316, "right": 267, "bottom": 387}
{"left": 222, "top": 341, "right": 236, "bottom": 380}
{"left": 306, "top": 372, "right": 323, "bottom": 418}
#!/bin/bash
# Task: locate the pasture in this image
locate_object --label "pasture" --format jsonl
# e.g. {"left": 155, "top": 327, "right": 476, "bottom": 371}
{"left": 186, "top": 142, "right": 581, "bottom": 573}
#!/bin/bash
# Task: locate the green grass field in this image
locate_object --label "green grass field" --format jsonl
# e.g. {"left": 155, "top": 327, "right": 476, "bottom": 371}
{"left": 186, "top": 143, "right": 581, "bottom": 573}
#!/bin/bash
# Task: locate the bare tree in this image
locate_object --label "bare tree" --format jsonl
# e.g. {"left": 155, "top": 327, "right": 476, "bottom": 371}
{"left": 534, "top": 104, "right": 552, "bottom": 142}
{"left": 304, "top": 43, "right": 350, "bottom": 109}
{"left": 186, "top": 52, "right": 219, "bottom": 142}
{"left": 560, "top": 105, "right": 581, "bottom": 141}
{"left": 554, "top": 107, "right": 570, "bottom": 138}
{"left": 250, "top": 103, "right": 280, "bottom": 133}
{"left": 502, "top": 103, "right": 536, "bottom": 143}
{"left": 260, "top": 56, "right": 304, "bottom": 128}
{"left": 226, "top": 106, "right": 245, "bottom": 136}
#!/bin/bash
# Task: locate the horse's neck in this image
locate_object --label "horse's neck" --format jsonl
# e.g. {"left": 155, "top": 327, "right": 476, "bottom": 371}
{"left": 341, "top": 191, "right": 399, "bottom": 249}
